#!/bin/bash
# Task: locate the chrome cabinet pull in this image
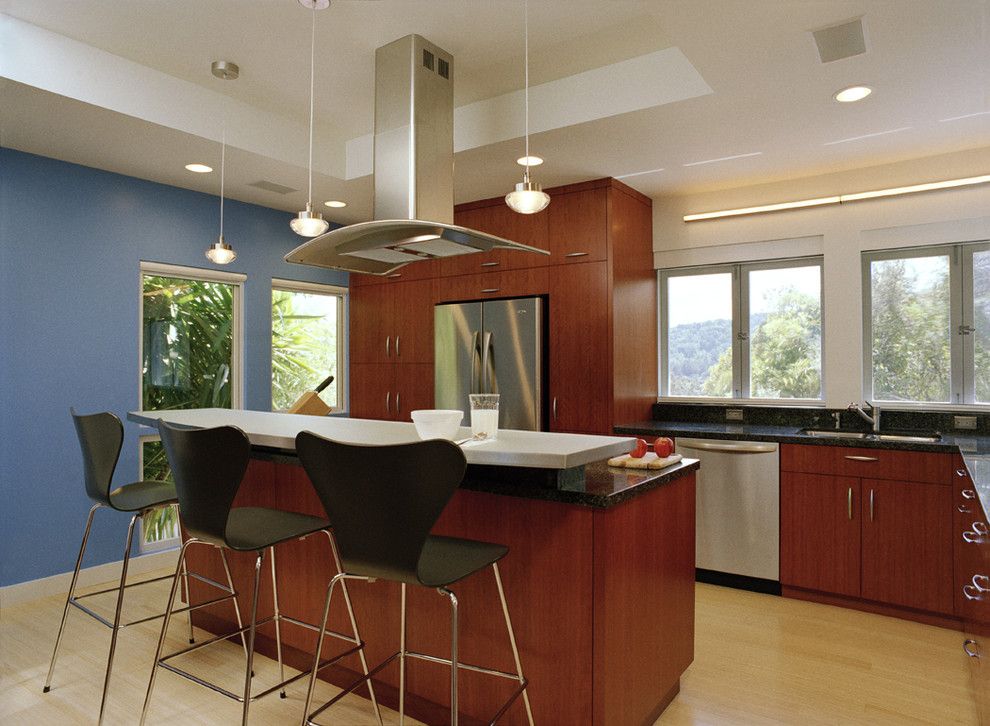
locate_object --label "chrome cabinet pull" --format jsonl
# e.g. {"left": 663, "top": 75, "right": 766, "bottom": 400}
{"left": 963, "top": 584, "right": 983, "bottom": 601}
{"left": 869, "top": 489, "right": 875, "bottom": 522}
{"left": 481, "top": 288, "right": 500, "bottom": 294}
{"left": 565, "top": 251, "right": 589, "bottom": 258}
{"left": 844, "top": 455, "right": 879, "bottom": 462}
{"left": 974, "top": 521, "right": 989, "bottom": 535}
{"left": 552, "top": 397, "right": 558, "bottom": 422}
{"left": 957, "top": 468, "right": 969, "bottom": 478}
{"left": 395, "top": 336, "right": 401, "bottom": 357}
{"left": 385, "top": 391, "right": 390, "bottom": 414}
{"left": 480, "top": 261, "right": 500, "bottom": 267}
{"left": 387, "top": 272, "right": 403, "bottom": 279}
{"left": 847, "top": 487, "right": 853, "bottom": 520}
{"left": 963, "top": 639, "right": 981, "bottom": 658}
{"left": 959, "top": 504, "right": 973, "bottom": 514}
{"left": 973, "top": 574, "right": 990, "bottom": 592}
{"left": 963, "top": 531, "right": 983, "bottom": 543}
{"left": 386, "top": 335, "right": 391, "bottom": 358}
{"left": 395, "top": 392, "right": 400, "bottom": 413}
{"left": 962, "top": 489, "right": 977, "bottom": 499}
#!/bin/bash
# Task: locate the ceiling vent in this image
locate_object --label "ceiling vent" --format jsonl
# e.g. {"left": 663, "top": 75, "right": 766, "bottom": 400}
{"left": 248, "top": 180, "right": 298, "bottom": 195}
{"left": 812, "top": 17, "right": 866, "bottom": 63}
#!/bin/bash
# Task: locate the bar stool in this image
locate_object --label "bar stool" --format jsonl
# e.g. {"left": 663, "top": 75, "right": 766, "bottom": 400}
{"left": 141, "top": 422, "right": 380, "bottom": 726}
{"left": 295, "top": 431, "right": 534, "bottom": 726}
{"left": 43, "top": 409, "right": 224, "bottom": 726}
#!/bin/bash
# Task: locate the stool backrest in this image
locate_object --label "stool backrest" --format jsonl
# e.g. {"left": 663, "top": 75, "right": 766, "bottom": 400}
{"left": 295, "top": 431, "right": 467, "bottom": 584}
{"left": 71, "top": 408, "right": 123, "bottom": 507}
{"left": 158, "top": 421, "right": 250, "bottom": 547}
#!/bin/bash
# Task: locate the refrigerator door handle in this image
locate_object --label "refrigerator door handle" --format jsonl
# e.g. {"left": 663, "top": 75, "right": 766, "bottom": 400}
{"left": 481, "top": 331, "right": 493, "bottom": 393}
{"left": 484, "top": 331, "right": 496, "bottom": 394}
{"left": 471, "top": 330, "right": 482, "bottom": 395}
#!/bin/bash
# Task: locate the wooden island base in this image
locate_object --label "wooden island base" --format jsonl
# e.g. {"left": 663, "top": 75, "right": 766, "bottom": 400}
{"left": 184, "top": 458, "right": 695, "bottom": 726}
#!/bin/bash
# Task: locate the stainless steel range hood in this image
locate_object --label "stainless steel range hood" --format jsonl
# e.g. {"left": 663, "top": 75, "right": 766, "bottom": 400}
{"left": 285, "top": 34, "right": 549, "bottom": 276}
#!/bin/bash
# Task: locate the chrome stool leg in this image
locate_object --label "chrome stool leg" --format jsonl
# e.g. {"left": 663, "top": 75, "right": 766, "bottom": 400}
{"left": 301, "top": 572, "right": 343, "bottom": 726}
{"left": 399, "top": 582, "right": 407, "bottom": 726}
{"left": 269, "top": 546, "right": 287, "bottom": 698}
{"left": 439, "top": 588, "right": 459, "bottom": 726}
{"left": 494, "top": 562, "right": 534, "bottom": 726}
{"left": 219, "top": 547, "right": 250, "bottom": 663}
{"left": 182, "top": 553, "right": 195, "bottom": 644}
{"left": 43, "top": 503, "right": 100, "bottom": 694}
{"left": 97, "top": 511, "right": 138, "bottom": 725}
{"left": 241, "top": 552, "right": 264, "bottom": 726}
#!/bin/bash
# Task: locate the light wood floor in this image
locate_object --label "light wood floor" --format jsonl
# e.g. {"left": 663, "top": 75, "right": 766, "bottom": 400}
{"left": 0, "top": 574, "right": 977, "bottom": 725}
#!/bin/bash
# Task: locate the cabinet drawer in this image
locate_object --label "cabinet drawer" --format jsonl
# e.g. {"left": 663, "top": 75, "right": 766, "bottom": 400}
{"left": 780, "top": 444, "right": 950, "bottom": 484}
{"left": 437, "top": 267, "right": 549, "bottom": 303}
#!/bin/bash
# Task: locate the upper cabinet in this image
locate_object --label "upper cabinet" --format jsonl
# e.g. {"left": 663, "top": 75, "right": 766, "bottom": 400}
{"left": 548, "top": 186, "right": 607, "bottom": 263}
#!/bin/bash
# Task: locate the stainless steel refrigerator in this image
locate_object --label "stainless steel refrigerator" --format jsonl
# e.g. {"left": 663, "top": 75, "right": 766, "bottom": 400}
{"left": 434, "top": 297, "right": 544, "bottom": 431}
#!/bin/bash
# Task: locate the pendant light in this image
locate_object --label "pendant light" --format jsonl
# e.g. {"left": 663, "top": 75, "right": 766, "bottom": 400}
{"left": 205, "top": 128, "right": 237, "bottom": 264}
{"left": 291, "top": 0, "right": 330, "bottom": 237}
{"left": 505, "top": 0, "right": 550, "bottom": 215}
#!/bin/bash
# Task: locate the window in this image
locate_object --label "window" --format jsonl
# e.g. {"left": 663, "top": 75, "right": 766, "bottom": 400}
{"left": 271, "top": 279, "right": 346, "bottom": 411}
{"left": 138, "top": 262, "right": 243, "bottom": 549}
{"left": 863, "top": 241, "right": 989, "bottom": 405}
{"left": 660, "top": 258, "right": 823, "bottom": 400}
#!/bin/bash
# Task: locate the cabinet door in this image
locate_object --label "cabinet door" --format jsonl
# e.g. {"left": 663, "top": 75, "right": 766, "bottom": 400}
{"left": 391, "top": 278, "right": 435, "bottom": 364}
{"left": 349, "top": 363, "right": 393, "bottom": 419}
{"left": 548, "top": 188, "right": 607, "bottom": 263}
{"left": 861, "top": 479, "right": 953, "bottom": 614}
{"left": 442, "top": 206, "right": 505, "bottom": 276}
{"left": 549, "top": 261, "right": 610, "bottom": 434}
{"left": 350, "top": 284, "right": 391, "bottom": 364}
{"left": 780, "top": 473, "right": 861, "bottom": 598}
{"left": 392, "top": 364, "right": 435, "bottom": 422}
{"left": 496, "top": 203, "right": 550, "bottom": 271}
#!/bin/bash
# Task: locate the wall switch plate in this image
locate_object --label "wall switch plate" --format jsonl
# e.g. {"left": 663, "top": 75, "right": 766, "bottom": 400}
{"left": 726, "top": 408, "right": 744, "bottom": 422}
{"left": 954, "top": 415, "right": 978, "bottom": 430}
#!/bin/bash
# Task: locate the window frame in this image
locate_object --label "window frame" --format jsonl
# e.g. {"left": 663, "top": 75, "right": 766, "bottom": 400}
{"left": 270, "top": 278, "right": 348, "bottom": 413}
{"left": 862, "top": 241, "right": 990, "bottom": 407}
{"left": 658, "top": 256, "right": 825, "bottom": 404}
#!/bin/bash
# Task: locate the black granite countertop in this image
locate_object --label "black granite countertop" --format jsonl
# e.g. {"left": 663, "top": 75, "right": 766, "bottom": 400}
{"left": 614, "top": 420, "right": 990, "bottom": 520}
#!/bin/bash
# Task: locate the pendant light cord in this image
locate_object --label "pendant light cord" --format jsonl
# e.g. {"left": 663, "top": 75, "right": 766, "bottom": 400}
{"left": 219, "top": 125, "right": 226, "bottom": 237}
{"left": 307, "top": 5, "right": 317, "bottom": 207}
{"left": 524, "top": 0, "right": 530, "bottom": 175}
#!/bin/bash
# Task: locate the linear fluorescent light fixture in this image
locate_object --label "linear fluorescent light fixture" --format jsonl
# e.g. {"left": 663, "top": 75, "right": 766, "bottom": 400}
{"left": 683, "top": 175, "right": 990, "bottom": 222}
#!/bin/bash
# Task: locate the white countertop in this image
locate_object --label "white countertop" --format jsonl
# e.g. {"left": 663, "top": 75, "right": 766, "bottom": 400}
{"left": 128, "top": 408, "right": 637, "bottom": 470}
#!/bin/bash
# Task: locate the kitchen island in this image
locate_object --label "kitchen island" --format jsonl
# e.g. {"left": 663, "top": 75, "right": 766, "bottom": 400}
{"left": 130, "top": 409, "right": 699, "bottom": 726}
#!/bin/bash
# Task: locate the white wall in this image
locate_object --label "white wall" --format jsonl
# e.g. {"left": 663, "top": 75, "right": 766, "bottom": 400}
{"left": 652, "top": 147, "right": 990, "bottom": 408}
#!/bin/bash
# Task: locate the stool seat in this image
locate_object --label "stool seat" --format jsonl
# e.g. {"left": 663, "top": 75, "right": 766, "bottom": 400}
{"left": 224, "top": 507, "right": 329, "bottom": 552}
{"left": 108, "top": 480, "right": 177, "bottom": 512}
{"left": 417, "top": 536, "right": 508, "bottom": 588}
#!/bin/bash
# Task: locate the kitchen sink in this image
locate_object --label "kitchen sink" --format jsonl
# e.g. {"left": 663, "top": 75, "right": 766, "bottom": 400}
{"left": 799, "top": 429, "right": 869, "bottom": 439}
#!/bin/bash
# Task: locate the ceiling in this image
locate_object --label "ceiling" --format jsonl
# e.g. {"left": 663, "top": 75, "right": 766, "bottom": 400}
{"left": 2, "top": 0, "right": 989, "bottom": 224}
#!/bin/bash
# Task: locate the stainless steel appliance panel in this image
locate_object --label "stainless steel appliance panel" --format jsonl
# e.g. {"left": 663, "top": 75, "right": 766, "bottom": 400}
{"left": 481, "top": 298, "right": 541, "bottom": 431}
{"left": 434, "top": 302, "right": 483, "bottom": 416}
{"left": 675, "top": 438, "right": 780, "bottom": 581}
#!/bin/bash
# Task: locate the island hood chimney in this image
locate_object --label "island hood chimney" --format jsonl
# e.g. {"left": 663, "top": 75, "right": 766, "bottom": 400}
{"left": 285, "top": 34, "right": 548, "bottom": 275}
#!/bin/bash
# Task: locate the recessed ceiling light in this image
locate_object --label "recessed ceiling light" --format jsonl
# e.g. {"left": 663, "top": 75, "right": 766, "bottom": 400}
{"left": 185, "top": 163, "right": 213, "bottom": 173}
{"left": 324, "top": 200, "right": 347, "bottom": 208}
{"left": 517, "top": 156, "right": 544, "bottom": 167}
{"left": 834, "top": 85, "right": 872, "bottom": 103}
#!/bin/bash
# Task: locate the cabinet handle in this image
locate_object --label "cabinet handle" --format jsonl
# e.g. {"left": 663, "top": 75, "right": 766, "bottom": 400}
{"left": 847, "top": 487, "right": 853, "bottom": 520}
{"left": 395, "top": 392, "right": 401, "bottom": 413}
{"left": 869, "top": 489, "right": 875, "bottom": 522}
{"left": 973, "top": 574, "right": 990, "bottom": 592}
{"left": 964, "top": 639, "right": 981, "bottom": 658}
{"left": 962, "top": 489, "right": 977, "bottom": 499}
{"left": 565, "top": 251, "right": 589, "bottom": 258}
{"left": 963, "top": 584, "right": 984, "bottom": 601}
{"left": 844, "top": 455, "right": 879, "bottom": 462}
{"left": 395, "top": 336, "right": 401, "bottom": 357}
{"left": 386, "top": 335, "right": 391, "bottom": 358}
{"left": 552, "top": 397, "right": 558, "bottom": 422}
{"left": 957, "top": 468, "right": 969, "bottom": 478}
{"left": 959, "top": 504, "right": 973, "bottom": 514}
{"left": 387, "top": 273, "right": 402, "bottom": 279}
{"left": 480, "top": 261, "right": 500, "bottom": 267}
{"left": 481, "top": 288, "right": 500, "bottom": 294}
{"left": 963, "top": 531, "right": 983, "bottom": 543}
{"left": 385, "top": 391, "right": 390, "bottom": 414}
{"left": 974, "top": 521, "right": 989, "bottom": 535}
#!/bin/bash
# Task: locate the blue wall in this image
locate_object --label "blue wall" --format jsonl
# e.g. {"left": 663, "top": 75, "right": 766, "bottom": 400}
{"left": 0, "top": 148, "right": 348, "bottom": 586}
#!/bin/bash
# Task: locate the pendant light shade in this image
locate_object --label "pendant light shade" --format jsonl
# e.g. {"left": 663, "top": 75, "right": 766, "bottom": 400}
{"left": 506, "top": 0, "right": 549, "bottom": 215}
{"left": 290, "top": 202, "right": 330, "bottom": 237}
{"left": 292, "top": 3, "right": 329, "bottom": 237}
{"left": 206, "top": 235, "right": 237, "bottom": 264}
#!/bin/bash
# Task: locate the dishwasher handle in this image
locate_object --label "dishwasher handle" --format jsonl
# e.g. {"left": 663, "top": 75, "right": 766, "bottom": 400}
{"left": 677, "top": 441, "right": 777, "bottom": 454}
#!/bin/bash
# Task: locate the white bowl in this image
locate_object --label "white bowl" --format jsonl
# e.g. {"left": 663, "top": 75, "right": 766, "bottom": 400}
{"left": 410, "top": 409, "right": 463, "bottom": 441}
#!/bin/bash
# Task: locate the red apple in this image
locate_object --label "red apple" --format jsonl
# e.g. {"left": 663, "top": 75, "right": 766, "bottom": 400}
{"left": 654, "top": 437, "right": 674, "bottom": 458}
{"left": 629, "top": 438, "right": 649, "bottom": 458}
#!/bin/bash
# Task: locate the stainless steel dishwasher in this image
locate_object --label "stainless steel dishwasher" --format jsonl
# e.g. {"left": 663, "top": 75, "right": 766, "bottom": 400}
{"left": 675, "top": 437, "right": 780, "bottom": 592}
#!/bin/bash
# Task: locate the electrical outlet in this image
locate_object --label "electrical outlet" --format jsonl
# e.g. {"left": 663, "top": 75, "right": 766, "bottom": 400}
{"left": 726, "top": 408, "right": 744, "bottom": 422}
{"left": 954, "top": 415, "right": 978, "bottom": 430}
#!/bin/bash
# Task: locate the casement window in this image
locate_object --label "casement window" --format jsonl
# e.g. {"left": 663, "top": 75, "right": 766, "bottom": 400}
{"left": 659, "top": 258, "right": 824, "bottom": 401}
{"left": 863, "top": 242, "right": 990, "bottom": 405}
{"left": 271, "top": 279, "right": 346, "bottom": 412}
{"left": 138, "top": 262, "right": 244, "bottom": 550}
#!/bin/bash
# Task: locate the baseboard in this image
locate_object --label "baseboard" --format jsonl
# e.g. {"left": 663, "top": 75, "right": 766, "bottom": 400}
{"left": 781, "top": 586, "right": 962, "bottom": 631}
{"left": 0, "top": 547, "right": 180, "bottom": 609}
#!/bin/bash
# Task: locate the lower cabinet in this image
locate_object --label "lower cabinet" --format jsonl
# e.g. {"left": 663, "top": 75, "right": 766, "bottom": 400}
{"left": 350, "top": 363, "right": 433, "bottom": 421}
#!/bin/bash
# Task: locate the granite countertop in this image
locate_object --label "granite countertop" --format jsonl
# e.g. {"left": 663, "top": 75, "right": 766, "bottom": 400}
{"left": 615, "top": 420, "right": 990, "bottom": 520}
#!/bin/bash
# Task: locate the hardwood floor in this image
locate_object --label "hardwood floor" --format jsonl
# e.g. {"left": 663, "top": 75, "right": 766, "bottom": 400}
{"left": 0, "top": 574, "right": 977, "bottom": 725}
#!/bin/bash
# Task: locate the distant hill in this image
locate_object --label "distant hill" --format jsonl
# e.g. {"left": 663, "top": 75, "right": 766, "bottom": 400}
{"left": 667, "top": 314, "right": 766, "bottom": 394}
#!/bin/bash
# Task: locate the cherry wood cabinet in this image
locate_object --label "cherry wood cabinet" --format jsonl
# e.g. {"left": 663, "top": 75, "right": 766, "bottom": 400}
{"left": 780, "top": 444, "right": 954, "bottom": 619}
{"left": 780, "top": 472, "right": 861, "bottom": 598}
{"left": 347, "top": 177, "right": 657, "bottom": 434}
{"left": 349, "top": 362, "right": 433, "bottom": 421}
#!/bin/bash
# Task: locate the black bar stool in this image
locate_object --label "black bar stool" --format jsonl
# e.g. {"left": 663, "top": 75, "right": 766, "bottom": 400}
{"left": 295, "top": 431, "right": 534, "bottom": 726}
{"left": 141, "top": 422, "right": 381, "bottom": 726}
{"left": 43, "top": 409, "right": 231, "bottom": 726}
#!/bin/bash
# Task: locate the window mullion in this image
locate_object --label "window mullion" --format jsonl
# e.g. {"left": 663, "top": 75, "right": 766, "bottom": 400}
{"left": 734, "top": 265, "right": 748, "bottom": 399}
{"left": 958, "top": 244, "right": 974, "bottom": 404}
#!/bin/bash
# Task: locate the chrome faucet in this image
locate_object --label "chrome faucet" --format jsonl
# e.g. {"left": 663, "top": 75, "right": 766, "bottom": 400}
{"left": 847, "top": 401, "right": 880, "bottom": 432}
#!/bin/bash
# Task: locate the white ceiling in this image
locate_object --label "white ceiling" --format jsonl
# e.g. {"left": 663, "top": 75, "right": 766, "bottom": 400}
{"left": 2, "top": 0, "right": 989, "bottom": 221}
